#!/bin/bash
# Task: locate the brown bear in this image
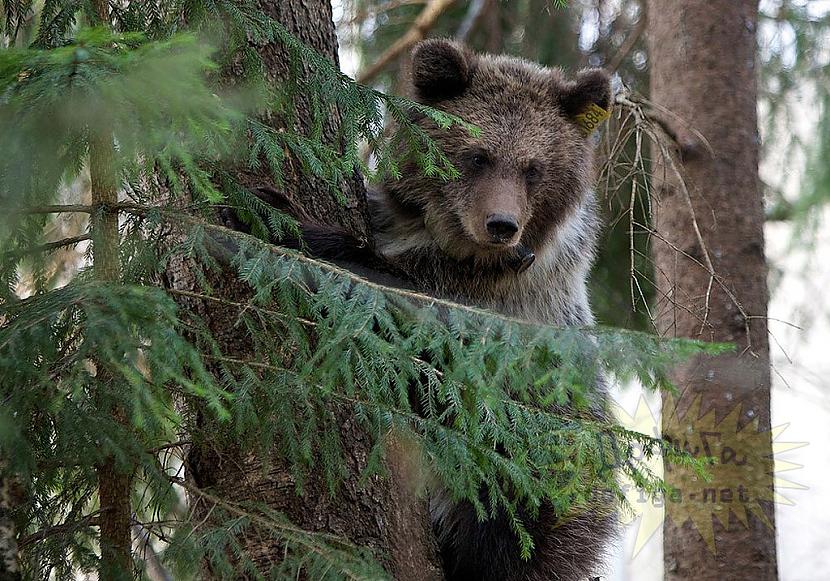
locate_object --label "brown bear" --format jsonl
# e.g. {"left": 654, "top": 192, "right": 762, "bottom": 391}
{"left": 239, "top": 38, "right": 615, "bottom": 581}
{"left": 371, "top": 39, "right": 609, "bottom": 329}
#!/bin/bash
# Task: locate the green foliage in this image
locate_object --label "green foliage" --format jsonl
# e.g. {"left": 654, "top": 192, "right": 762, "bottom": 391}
{"left": 798, "top": 91, "right": 830, "bottom": 225}
{"left": 1, "top": 1, "right": 719, "bottom": 580}
{"left": 758, "top": 2, "right": 830, "bottom": 223}
{"left": 1, "top": 29, "right": 243, "bottom": 246}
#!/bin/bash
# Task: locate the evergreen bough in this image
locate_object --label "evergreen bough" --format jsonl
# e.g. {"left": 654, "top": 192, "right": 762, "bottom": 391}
{"left": 1, "top": 1, "right": 719, "bottom": 579}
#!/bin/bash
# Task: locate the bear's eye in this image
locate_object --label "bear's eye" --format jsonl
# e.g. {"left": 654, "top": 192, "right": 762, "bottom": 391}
{"left": 525, "top": 162, "right": 543, "bottom": 184}
{"left": 465, "top": 151, "right": 491, "bottom": 171}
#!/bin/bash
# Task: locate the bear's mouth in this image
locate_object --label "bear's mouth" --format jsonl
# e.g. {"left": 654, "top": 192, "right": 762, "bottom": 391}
{"left": 505, "top": 243, "right": 536, "bottom": 274}
{"left": 464, "top": 237, "right": 536, "bottom": 274}
{"left": 428, "top": 214, "right": 535, "bottom": 273}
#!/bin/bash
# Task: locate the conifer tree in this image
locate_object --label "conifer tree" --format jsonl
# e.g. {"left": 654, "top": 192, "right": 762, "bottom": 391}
{"left": 170, "top": 2, "right": 444, "bottom": 577}
{"left": 0, "top": 1, "right": 718, "bottom": 579}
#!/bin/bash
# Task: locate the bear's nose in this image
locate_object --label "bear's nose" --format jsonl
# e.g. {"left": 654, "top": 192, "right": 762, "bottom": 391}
{"left": 485, "top": 214, "right": 519, "bottom": 242}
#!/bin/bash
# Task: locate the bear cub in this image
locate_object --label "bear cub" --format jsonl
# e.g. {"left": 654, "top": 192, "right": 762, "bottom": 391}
{"left": 244, "top": 39, "right": 616, "bottom": 581}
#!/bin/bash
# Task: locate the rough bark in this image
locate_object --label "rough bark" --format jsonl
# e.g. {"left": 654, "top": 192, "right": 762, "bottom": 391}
{"left": 648, "top": 2, "right": 778, "bottom": 580}
{"left": 175, "top": 1, "right": 443, "bottom": 578}
{"left": 231, "top": 1, "right": 369, "bottom": 239}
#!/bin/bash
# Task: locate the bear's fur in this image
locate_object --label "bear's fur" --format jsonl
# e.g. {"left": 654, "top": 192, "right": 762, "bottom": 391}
{"left": 371, "top": 39, "right": 610, "bottom": 331}
{"left": 237, "top": 39, "right": 616, "bottom": 581}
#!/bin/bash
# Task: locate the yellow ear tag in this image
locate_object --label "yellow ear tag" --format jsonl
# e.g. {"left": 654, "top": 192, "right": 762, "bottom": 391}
{"left": 575, "top": 102, "right": 611, "bottom": 136}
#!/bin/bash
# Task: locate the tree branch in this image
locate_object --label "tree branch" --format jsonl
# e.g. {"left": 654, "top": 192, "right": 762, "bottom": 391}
{"left": 357, "top": 0, "right": 457, "bottom": 84}
{"left": 4, "top": 234, "right": 92, "bottom": 259}
{"left": 18, "top": 513, "right": 102, "bottom": 549}
{"left": 348, "top": 0, "right": 428, "bottom": 26}
{"left": 5, "top": 205, "right": 95, "bottom": 215}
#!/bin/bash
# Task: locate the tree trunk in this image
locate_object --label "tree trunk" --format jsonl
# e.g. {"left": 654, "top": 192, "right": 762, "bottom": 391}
{"left": 232, "top": 2, "right": 369, "bottom": 238}
{"left": 91, "top": 0, "right": 134, "bottom": 575}
{"left": 175, "top": 1, "right": 442, "bottom": 578}
{"left": 648, "top": 2, "right": 778, "bottom": 580}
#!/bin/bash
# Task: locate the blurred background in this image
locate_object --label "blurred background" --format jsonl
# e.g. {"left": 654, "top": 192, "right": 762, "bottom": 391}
{"left": 331, "top": 1, "right": 830, "bottom": 579}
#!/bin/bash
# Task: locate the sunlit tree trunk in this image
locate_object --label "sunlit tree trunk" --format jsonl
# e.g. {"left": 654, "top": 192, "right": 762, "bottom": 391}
{"left": 648, "top": 1, "right": 778, "bottom": 579}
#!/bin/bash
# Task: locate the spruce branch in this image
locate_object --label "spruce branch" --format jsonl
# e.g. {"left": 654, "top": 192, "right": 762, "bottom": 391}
{"left": 3, "top": 234, "right": 91, "bottom": 258}
{"left": 168, "top": 476, "right": 390, "bottom": 580}
{"left": 18, "top": 513, "right": 102, "bottom": 550}
{"left": 4, "top": 205, "right": 95, "bottom": 215}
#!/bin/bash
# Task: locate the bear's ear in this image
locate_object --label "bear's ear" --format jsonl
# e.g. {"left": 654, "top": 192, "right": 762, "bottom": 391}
{"left": 557, "top": 68, "right": 612, "bottom": 118}
{"left": 411, "top": 39, "right": 473, "bottom": 101}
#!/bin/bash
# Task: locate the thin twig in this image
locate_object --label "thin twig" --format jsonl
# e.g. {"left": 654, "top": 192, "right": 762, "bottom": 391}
{"left": 357, "top": 0, "right": 457, "bottom": 84}
{"left": 168, "top": 476, "right": 371, "bottom": 581}
{"left": 146, "top": 440, "right": 192, "bottom": 455}
{"left": 19, "top": 512, "right": 102, "bottom": 549}
{"left": 348, "top": 0, "right": 428, "bottom": 26}
{"left": 4, "top": 234, "right": 91, "bottom": 258}
{"left": 599, "top": 92, "right": 780, "bottom": 352}
{"left": 661, "top": 143, "right": 719, "bottom": 335}
{"left": 4, "top": 204, "right": 95, "bottom": 215}
{"left": 166, "top": 288, "right": 317, "bottom": 329}
{"left": 132, "top": 521, "right": 173, "bottom": 581}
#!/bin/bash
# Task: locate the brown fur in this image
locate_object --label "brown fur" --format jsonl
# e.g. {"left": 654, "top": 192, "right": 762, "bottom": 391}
{"left": 377, "top": 40, "right": 616, "bottom": 581}
{"left": 234, "top": 39, "right": 617, "bottom": 581}
{"left": 373, "top": 40, "right": 608, "bottom": 325}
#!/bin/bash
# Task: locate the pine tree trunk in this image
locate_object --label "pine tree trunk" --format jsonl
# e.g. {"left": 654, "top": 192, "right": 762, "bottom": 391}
{"left": 90, "top": 133, "right": 133, "bottom": 580}
{"left": 174, "top": 1, "right": 443, "bottom": 578}
{"left": 231, "top": 2, "right": 369, "bottom": 237}
{"left": 648, "top": 2, "right": 778, "bottom": 580}
{"left": 90, "top": 0, "right": 135, "bottom": 575}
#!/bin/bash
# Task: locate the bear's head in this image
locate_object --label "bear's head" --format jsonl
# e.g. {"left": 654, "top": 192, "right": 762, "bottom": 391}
{"left": 386, "top": 39, "right": 611, "bottom": 267}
